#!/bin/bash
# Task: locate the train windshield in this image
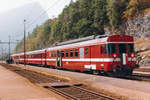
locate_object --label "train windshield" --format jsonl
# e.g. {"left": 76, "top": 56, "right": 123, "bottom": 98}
{"left": 128, "top": 44, "right": 134, "bottom": 53}
{"left": 106, "top": 44, "right": 134, "bottom": 54}
{"left": 106, "top": 44, "right": 116, "bottom": 54}
{"left": 119, "top": 44, "right": 126, "bottom": 53}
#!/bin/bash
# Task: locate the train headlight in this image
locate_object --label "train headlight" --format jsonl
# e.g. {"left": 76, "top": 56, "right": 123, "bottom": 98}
{"left": 113, "top": 54, "right": 117, "bottom": 58}
{"left": 131, "top": 53, "right": 134, "bottom": 57}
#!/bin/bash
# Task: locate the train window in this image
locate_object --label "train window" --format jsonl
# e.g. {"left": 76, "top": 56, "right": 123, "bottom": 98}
{"left": 100, "top": 46, "right": 103, "bottom": 55}
{"left": 106, "top": 44, "right": 116, "bottom": 54}
{"left": 53, "top": 52, "right": 55, "bottom": 57}
{"left": 52, "top": 52, "right": 54, "bottom": 57}
{"left": 75, "top": 49, "right": 78, "bottom": 57}
{"left": 119, "top": 44, "right": 126, "bottom": 53}
{"left": 51, "top": 52, "right": 53, "bottom": 57}
{"left": 128, "top": 44, "right": 134, "bottom": 53}
{"left": 54, "top": 52, "right": 57, "bottom": 57}
{"left": 61, "top": 51, "right": 64, "bottom": 57}
{"left": 85, "top": 48, "right": 88, "bottom": 56}
{"left": 66, "top": 50, "right": 68, "bottom": 57}
{"left": 104, "top": 46, "right": 107, "bottom": 54}
{"left": 70, "top": 50, "right": 73, "bottom": 57}
{"left": 38, "top": 54, "right": 41, "bottom": 58}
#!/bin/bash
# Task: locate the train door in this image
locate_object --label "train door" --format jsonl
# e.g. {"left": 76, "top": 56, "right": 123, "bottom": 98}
{"left": 56, "top": 51, "right": 62, "bottom": 68}
{"left": 80, "top": 47, "right": 91, "bottom": 71}
{"left": 39, "top": 53, "right": 42, "bottom": 65}
{"left": 80, "top": 48, "right": 84, "bottom": 58}
{"left": 90, "top": 45, "right": 99, "bottom": 72}
{"left": 79, "top": 48, "right": 84, "bottom": 71}
{"left": 118, "top": 44, "right": 128, "bottom": 65}
{"left": 44, "top": 50, "right": 47, "bottom": 66}
{"left": 84, "top": 46, "right": 91, "bottom": 65}
{"left": 42, "top": 50, "right": 47, "bottom": 66}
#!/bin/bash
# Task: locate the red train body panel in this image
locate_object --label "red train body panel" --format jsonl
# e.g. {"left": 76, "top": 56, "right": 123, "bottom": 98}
{"left": 11, "top": 35, "right": 137, "bottom": 75}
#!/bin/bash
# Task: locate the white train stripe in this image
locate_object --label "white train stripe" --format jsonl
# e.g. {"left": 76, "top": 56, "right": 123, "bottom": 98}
{"left": 18, "top": 58, "right": 122, "bottom": 62}
{"left": 46, "top": 59, "right": 56, "bottom": 61}
{"left": 17, "top": 58, "right": 136, "bottom": 62}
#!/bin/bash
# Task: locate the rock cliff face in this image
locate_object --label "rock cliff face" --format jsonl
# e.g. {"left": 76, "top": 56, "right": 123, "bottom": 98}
{"left": 124, "top": 9, "right": 150, "bottom": 66}
{"left": 125, "top": 12, "right": 150, "bottom": 38}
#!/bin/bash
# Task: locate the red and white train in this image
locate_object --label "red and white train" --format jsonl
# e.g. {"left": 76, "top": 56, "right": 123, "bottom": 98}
{"left": 11, "top": 34, "right": 138, "bottom": 76}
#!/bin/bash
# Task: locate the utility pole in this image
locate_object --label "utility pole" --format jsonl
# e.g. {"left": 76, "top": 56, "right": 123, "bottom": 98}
{"left": 15, "top": 40, "right": 19, "bottom": 53}
{"left": 1, "top": 46, "right": 3, "bottom": 62}
{"left": 8, "top": 35, "right": 11, "bottom": 60}
{"left": 24, "top": 19, "right": 26, "bottom": 66}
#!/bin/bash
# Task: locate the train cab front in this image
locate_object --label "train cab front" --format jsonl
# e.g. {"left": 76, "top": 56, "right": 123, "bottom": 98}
{"left": 107, "top": 35, "right": 137, "bottom": 76}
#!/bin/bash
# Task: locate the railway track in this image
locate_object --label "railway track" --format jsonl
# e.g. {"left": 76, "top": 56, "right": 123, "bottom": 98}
{"left": 115, "top": 74, "right": 150, "bottom": 82}
{"left": 130, "top": 74, "right": 150, "bottom": 82}
{"left": 0, "top": 63, "right": 118, "bottom": 100}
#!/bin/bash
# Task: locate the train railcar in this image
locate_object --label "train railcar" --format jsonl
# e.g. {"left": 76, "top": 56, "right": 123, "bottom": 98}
{"left": 11, "top": 49, "right": 46, "bottom": 65}
{"left": 11, "top": 34, "right": 137, "bottom": 76}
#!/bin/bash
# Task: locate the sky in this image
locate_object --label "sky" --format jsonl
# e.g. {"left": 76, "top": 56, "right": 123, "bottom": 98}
{"left": 0, "top": 0, "right": 73, "bottom": 18}
{"left": 0, "top": 0, "right": 75, "bottom": 54}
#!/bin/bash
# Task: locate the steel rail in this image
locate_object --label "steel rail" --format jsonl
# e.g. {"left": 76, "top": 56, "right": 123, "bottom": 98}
{"left": 47, "top": 85, "right": 118, "bottom": 100}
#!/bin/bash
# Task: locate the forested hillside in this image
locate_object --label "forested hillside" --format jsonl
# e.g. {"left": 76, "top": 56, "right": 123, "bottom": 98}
{"left": 15, "top": 0, "right": 150, "bottom": 53}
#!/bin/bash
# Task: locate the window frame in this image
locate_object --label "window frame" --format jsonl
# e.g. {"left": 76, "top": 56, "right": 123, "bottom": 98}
{"left": 66, "top": 50, "right": 69, "bottom": 57}
{"left": 100, "top": 46, "right": 103, "bottom": 55}
{"left": 85, "top": 48, "right": 89, "bottom": 56}
{"left": 75, "top": 49, "right": 79, "bottom": 57}
{"left": 128, "top": 44, "right": 134, "bottom": 53}
{"left": 70, "top": 50, "right": 73, "bottom": 57}
{"left": 119, "top": 44, "right": 127, "bottom": 54}
{"left": 61, "top": 51, "right": 64, "bottom": 57}
{"left": 106, "top": 44, "right": 116, "bottom": 54}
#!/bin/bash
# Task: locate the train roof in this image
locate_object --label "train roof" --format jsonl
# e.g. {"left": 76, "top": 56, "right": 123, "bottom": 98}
{"left": 47, "top": 34, "right": 133, "bottom": 51}
{"left": 11, "top": 34, "right": 133, "bottom": 56}
{"left": 11, "top": 49, "right": 45, "bottom": 57}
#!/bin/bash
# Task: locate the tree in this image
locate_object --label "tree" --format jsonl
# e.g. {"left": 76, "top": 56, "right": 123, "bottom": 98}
{"left": 106, "top": 0, "right": 129, "bottom": 32}
{"left": 93, "top": 0, "right": 108, "bottom": 35}
{"left": 123, "top": 0, "right": 140, "bottom": 19}
{"left": 15, "top": 0, "right": 131, "bottom": 52}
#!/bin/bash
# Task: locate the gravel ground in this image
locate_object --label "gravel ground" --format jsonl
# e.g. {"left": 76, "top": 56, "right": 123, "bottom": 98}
{"left": 12, "top": 64, "right": 150, "bottom": 100}
{"left": 0, "top": 65, "right": 66, "bottom": 100}
{"left": 133, "top": 71, "right": 150, "bottom": 75}
{"left": 134, "top": 68, "right": 150, "bottom": 72}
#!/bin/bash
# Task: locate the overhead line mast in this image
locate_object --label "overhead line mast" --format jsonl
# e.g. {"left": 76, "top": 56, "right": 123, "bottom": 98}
{"left": 8, "top": 36, "right": 11, "bottom": 60}
{"left": 24, "top": 19, "right": 26, "bottom": 66}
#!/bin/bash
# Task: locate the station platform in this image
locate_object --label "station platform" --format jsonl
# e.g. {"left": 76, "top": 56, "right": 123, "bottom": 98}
{"left": 0, "top": 65, "right": 65, "bottom": 100}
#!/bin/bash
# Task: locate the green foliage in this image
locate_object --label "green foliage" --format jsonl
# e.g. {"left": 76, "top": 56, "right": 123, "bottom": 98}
{"left": 15, "top": 0, "right": 132, "bottom": 53}
{"left": 123, "top": 0, "right": 140, "bottom": 19}
{"left": 106, "top": 0, "right": 129, "bottom": 30}
{"left": 93, "top": 0, "right": 108, "bottom": 34}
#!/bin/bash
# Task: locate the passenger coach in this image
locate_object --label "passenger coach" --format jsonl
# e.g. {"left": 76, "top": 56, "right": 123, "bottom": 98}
{"left": 11, "top": 34, "right": 137, "bottom": 76}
